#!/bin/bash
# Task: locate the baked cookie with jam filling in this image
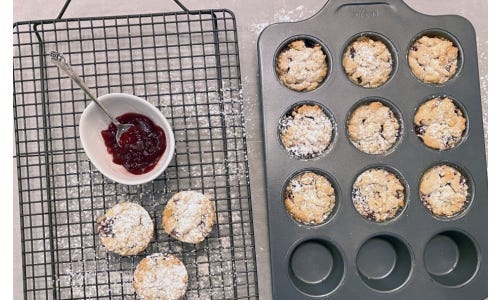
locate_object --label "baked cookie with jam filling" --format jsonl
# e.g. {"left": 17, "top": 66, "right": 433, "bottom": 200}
{"left": 162, "top": 191, "right": 216, "bottom": 244}
{"left": 97, "top": 202, "right": 154, "bottom": 256}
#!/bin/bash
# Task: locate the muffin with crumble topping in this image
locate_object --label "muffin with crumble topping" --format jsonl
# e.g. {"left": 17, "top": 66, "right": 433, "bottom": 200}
{"left": 276, "top": 39, "right": 328, "bottom": 92}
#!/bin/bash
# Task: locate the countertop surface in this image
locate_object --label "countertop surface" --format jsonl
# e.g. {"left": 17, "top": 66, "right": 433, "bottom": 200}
{"left": 13, "top": 0, "right": 487, "bottom": 299}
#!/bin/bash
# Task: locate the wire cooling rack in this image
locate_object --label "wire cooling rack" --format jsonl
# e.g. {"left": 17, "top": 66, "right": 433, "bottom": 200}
{"left": 13, "top": 5, "right": 258, "bottom": 299}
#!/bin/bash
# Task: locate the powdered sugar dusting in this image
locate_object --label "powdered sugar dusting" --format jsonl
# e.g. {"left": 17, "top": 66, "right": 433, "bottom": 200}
{"left": 347, "top": 101, "right": 400, "bottom": 154}
{"left": 134, "top": 253, "right": 188, "bottom": 300}
{"left": 163, "top": 191, "right": 216, "bottom": 244}
{"left": 249, "top": 5, "right": 311, "bottom": 36}
{"left": 97, "top": 202, "right": 153, "bottom": 256}
{"left": 342, "top": 36, "right": 393, "bottom": 88}
{"left": 478, "top": 40, "right": 488, "bottom": 156}
{"left": 276, "top": 40, "right": 328, "bottom": 92}
{"left": 284, "top": 171, "right": 335, "bottom": 225}
{"left": 420, "top": 165, "right": 469, "bottom": 217}
{"left": 414, "top": 97, "right": 466, "bottom": 150}
{"left": 279, "top": 104, "right": 334, "bottom": 159}
{"left": 352, "top": 168, "right": 405, "bottom": 222}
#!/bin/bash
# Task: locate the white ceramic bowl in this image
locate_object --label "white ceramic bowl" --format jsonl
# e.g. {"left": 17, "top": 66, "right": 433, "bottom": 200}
{"left": 79, "top": 93, "right": 175, "bottom": 185}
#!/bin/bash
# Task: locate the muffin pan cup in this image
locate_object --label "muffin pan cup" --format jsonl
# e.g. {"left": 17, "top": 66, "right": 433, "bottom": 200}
{"left": 257, "top": 0, "right": 487, "bottom": 299}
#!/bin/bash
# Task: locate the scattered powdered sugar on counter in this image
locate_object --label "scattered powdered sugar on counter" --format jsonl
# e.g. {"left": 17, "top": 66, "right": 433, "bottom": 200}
{"left": 249, "top": 5, "right": 311, "bottom": 36}
{"left": 477, "top": 41, "right": 488, "bottom": 156}
{"left": 481, "top": 72, "right": 488, "bottom": 156}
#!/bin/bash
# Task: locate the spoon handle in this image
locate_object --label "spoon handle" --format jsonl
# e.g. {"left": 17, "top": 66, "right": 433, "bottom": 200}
{"left": 50, "top": 51, "right": 120, "bottom": 126}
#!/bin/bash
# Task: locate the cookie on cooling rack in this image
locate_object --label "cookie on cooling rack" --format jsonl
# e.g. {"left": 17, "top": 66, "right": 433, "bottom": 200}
{"left": 97, "top": 202, "right": 154, "bottom": 256}
{"left": 162, "top": 191, "right": 216, "bottom": 244}
{"left": 133, "top": 253, "right": 188, "bottom": 300}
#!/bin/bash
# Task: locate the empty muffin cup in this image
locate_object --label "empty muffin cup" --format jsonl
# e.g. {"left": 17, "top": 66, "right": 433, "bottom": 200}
{"left": 289, "top": 238, "right": 345, "bottom": 296}
{"left": 276, "top": 38, "right": 329, "bottom": 92}
{"left": 356, "top": 235, "right": 413, "bottom": 292}
{"left": 424, "top": 230, "right": 479, "bottom": 287}
{"left": 279, "top": 102, "right": 335, "bottom": 159}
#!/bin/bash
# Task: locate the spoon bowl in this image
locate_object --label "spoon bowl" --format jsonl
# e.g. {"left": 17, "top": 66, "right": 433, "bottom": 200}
{"left": 79, "top": 93, "right": 175, "bottom": 185}
{"left": 50, "top": 51, "right": 134, "bottom": 146}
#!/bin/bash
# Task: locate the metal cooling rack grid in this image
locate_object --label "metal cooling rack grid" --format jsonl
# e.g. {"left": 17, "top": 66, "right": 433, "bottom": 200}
{"left": 14, "top": 8, "right": 258, "bottom": 300}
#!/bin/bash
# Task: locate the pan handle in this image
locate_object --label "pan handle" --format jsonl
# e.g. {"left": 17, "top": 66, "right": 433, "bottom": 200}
{"left": 332, "top": 0, "right": 389, "bottom": 4}
{"left": 319, "top": 0, "right": 414, "bottom": 12}
{"left": 312, "top": 0, "right": 415, "bottom": 19}
{"left": 325, "top": 0, "right": 403, "bottom": 6}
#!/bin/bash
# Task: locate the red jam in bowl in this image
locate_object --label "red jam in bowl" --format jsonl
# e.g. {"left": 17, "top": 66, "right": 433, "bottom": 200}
{"left": 101, "top": 113, "right": 167, "bottom": 175}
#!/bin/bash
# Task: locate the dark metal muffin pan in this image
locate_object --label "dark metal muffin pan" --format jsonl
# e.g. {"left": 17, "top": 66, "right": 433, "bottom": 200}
{"left": 257, "top": 0, "right": 487, "bottom": 298}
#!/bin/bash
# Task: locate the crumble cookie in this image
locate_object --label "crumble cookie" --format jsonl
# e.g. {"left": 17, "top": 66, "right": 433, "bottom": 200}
{"left": 414, "top": 96, "right": 466, "bottom": 150}
{"left": 284, "top": 171, "right": 335, "bottom": 225}
{"left": 347, "top": 101, "right": 400, "bottom": 154}
{"left": 342, "top": 36, "right": 392, "bottom": 88}
{"left": 162, "top": 191, "right": 216, "bottom": 244}
{"left": 408, "top": 35, "right": 458, "bottom": 84}
{"left": 133, "top": 253, "right": 188, "bottom": 300}
{"left": 352, "top": 168, "right": 405, "bottom": 222}
{"left": 276, "top": 40, "right": 328, "bottom": 92}
{"left": 420, "top": 165, "right": 469, "bottom": 217}
{"left": 97, "top": 202, "right": 154, "bottom": 256}
{"left": 279, "top": 104, "right": 334, "bottom": 159}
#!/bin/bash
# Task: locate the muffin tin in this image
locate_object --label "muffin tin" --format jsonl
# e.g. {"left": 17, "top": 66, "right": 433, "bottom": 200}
{"left": 257, "top": 0, "right": 487, "bottom": 298}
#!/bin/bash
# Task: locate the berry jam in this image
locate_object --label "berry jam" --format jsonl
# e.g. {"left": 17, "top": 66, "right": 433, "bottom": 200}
{"left": 101, "top": 113, "right": 166, "bottom": 175}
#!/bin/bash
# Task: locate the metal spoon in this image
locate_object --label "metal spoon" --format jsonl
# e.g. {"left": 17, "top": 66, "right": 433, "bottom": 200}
{"left": 50, "top": 51, "right": 133, "bottom": 146}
